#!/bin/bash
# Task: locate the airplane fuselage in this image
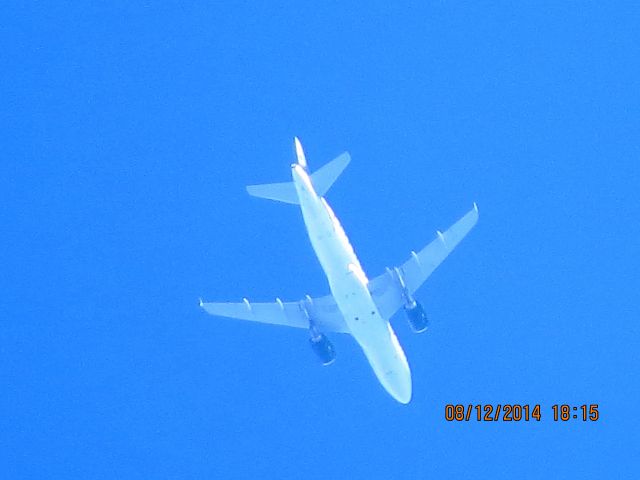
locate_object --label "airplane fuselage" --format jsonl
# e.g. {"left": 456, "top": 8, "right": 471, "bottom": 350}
{"left": 291, "top": 163, "right": 412, "bottom": 403}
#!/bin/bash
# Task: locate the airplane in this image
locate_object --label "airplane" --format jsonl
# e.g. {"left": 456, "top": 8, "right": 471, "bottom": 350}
{"left": 200, "top": 138, "right": 478, "bottom": 404}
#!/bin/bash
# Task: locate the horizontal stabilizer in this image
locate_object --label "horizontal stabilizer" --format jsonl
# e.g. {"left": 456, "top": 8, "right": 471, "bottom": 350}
{"left": 246, "top": 181, "right": 299, "bottom": 204}
{"left": 246, "top": 151, "right": 350, "bottom": 204}
{"left": 312, "top": 152, "right": 350, "bottom": 197}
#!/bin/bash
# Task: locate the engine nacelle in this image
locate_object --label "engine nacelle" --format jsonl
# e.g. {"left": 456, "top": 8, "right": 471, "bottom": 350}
{"left": 404, "top": 301, "right": 429, "bottom": 333}
{"left": 309, "top": 333, "right": 336, "bottom": 366}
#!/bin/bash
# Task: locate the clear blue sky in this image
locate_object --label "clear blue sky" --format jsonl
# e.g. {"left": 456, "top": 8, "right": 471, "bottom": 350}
{"left": 2, "top": 2, "right": 638, "bottom": 478}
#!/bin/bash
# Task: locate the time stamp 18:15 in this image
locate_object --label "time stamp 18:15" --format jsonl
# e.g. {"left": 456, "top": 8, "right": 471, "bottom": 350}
{"left": 445, "top": 404, "right": 600, "bottom": 422}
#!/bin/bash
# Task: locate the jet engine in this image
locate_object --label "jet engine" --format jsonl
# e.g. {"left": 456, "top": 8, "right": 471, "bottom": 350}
{"left": 404, "top": 300, "right": 429, "bottom": 333}
{"left": 309, "top": 332, "right": 336, "bottom": 366}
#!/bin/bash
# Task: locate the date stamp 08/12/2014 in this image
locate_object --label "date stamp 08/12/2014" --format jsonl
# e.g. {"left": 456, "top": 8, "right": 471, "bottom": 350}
{"left": 444, "top": 404, "right": 600, "bottom": 422}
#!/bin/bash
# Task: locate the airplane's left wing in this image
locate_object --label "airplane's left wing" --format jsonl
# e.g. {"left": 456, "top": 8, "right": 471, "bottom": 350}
{"left": 200, "top": 294, "right": 350, "bottom": 333}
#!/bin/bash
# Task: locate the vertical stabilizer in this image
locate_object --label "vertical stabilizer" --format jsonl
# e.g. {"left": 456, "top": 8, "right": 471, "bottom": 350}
{"left": 294, "top": 137, "right": 307, "bottom": 169}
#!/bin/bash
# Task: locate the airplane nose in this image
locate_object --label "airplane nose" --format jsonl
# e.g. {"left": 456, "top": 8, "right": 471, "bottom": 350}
{"left": 377, "top": 364, "right": 412, "bottom": 404}
{"left": 390, "top": 375, "right": 412, "bottom": 404}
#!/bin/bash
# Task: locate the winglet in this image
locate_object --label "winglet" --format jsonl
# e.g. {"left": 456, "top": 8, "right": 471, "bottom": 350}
{"left": 243, "top": 297, "right": 252, "bottom": 312}
{"left": 473, "top": 202, "right": 479, "bottom": 212}
{"left": 198, "top": 297, "right": 204, "bottom": 308}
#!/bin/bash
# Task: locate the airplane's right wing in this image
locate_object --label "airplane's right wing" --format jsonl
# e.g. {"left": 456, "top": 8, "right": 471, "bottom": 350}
{"left": 200, "top": 294, "right": 350, "bottom": 333}
{"left": 368, "top": 204, "right": 479, "bottom": 320}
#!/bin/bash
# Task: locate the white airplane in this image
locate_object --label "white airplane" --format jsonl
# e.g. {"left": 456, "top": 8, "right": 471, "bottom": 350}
{"left": 200, "top": 138, "right": 478, "bottom": 404}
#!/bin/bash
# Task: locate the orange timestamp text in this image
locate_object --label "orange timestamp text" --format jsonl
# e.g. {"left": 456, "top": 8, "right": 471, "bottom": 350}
{"left": 444, "top": 404, "right": 600, "bottom": 422}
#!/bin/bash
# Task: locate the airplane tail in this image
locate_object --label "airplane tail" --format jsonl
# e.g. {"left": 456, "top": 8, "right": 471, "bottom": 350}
{"left": 246, "top": 144, "right": 351, "bottom": 205}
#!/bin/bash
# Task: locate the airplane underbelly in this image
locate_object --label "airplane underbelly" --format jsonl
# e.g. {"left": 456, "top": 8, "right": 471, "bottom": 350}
{"left": 328, "top": 262, "right": 413, "bottom": 404}
{"left": 299, "top": 194, "right": 412, "bottom": 403}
